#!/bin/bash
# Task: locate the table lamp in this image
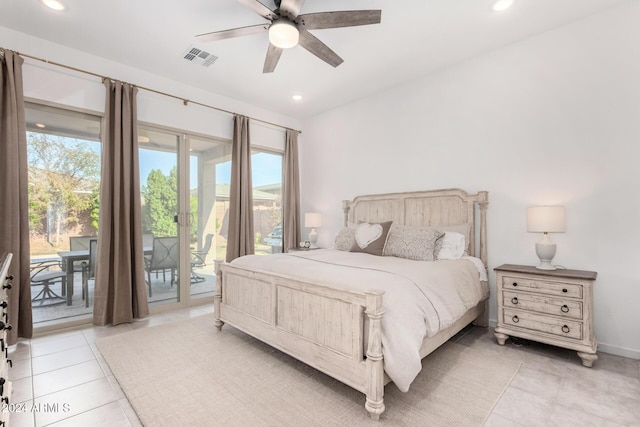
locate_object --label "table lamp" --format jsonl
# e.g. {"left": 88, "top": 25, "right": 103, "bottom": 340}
{"left": 304, "top": 213, "right": 322, "bottom": 249}
{"left": 527, "top": 206, "right": 566, "bottom": 270}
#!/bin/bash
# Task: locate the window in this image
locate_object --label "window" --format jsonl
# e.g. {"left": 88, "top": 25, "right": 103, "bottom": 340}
{"left": 251, "top": 150, "right": 283, "bottom": 255}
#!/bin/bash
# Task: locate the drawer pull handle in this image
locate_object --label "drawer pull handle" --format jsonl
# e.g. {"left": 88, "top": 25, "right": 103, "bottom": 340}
{"left": 562, "top": 288, "right": 568, "bottom": 293}
{"left": 561, "top": 305, "right": 569, "bottom": 313}
{"left": 511, "top": 297, "right": 518, "bottom": 305}
{"left": 512, "top": 282, "right": 518, "bottom": 287}
{"left": 512, "top": 315, "right": 519, "bottom": 323}
{"left": 562, "top": 325, "right": 570, "bottom": 333}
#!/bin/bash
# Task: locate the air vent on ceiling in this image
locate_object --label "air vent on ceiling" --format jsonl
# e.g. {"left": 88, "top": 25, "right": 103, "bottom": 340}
{"left": 182, "top": 46, "right": 218, "bottom": 67}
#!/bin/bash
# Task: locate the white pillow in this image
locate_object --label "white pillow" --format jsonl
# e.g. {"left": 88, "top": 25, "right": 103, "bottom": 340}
{"left": 437, "top": 232, "right": 466, "bottom": 260}
{"left": 425, "top": 223, "right": 471, "bottom": 255}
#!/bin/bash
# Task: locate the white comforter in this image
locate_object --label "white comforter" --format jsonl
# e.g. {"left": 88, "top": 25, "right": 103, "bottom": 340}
{"left": 230, "top": 249, "right": 488, "bottom": 392}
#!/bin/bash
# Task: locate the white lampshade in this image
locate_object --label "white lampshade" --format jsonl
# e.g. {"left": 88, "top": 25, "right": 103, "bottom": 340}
{"left": 268, "top": 20, "right": 299, "bottom": 49}
{"left": 527, "top": 206, "right": 566, "bottom": 233}
{"left": 304, "top": 213, "right": 322, "bottom": 228}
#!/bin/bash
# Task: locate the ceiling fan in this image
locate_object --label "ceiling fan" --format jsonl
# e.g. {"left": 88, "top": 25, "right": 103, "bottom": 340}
{"left": 196, "top": 0, "right": 382, "bottom": 73}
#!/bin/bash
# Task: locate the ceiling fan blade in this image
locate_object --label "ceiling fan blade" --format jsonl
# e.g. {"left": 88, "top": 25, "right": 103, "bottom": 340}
{"left": 234, "top": 0, "right": 277, "bottom": 20}
{"left": 263, "top": 44, "right": 283, "bottom": 73}
{"left": 196, "top": 24, "right": 268, "bottom": 43}
{"left": 297, "top": 10, "right": 381, "bottom": 30}
{"left": 297, "top": 30, "right": 343, "bottom": 68}
{"left": 279, "top": 0, "right": 306, "bottom": 19}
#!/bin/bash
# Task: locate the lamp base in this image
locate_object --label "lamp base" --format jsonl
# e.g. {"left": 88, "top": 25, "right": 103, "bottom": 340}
{"left": 309, "top": 229, "right": 318, "bottom": 249}
{"left": 535, "top": 262, "right": 558, "bottom": 270}
{"left": 535, "top": 242, "right": 557, "bottom": 270}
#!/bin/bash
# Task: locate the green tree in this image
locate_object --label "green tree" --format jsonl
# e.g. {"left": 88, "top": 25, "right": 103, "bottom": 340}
{"left": 27, "top": 133, "right": 101, "bottom": 243}
{"left": 141, "top": 166, "right": 198, "bottom": 240}
{"left": 142, "top": 168, "right": 178, "bottom": 237}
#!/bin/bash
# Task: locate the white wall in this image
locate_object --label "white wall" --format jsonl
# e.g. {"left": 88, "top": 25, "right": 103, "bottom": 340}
{"left": 299, "top": 1, "right": 640, "bottom": 358}
{"left": 0, "top": 26, "right": 300, "bottom": 150}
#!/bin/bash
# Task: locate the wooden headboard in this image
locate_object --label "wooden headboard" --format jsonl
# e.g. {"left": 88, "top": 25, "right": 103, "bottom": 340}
{"left": 342, "top": 188, "right": 489, "bottom": 267}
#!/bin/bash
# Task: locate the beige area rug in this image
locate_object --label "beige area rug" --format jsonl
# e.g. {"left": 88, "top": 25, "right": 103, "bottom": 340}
{"left": 97, "top": 315, "right": 520, "bottom": 427}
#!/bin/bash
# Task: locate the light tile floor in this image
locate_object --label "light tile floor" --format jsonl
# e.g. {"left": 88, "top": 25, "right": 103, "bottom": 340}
{"left": 5, "top": 306, "right": 640, "bottom": 426}
{"left": 6, "top": 305, "right": 214, "bottom": 427}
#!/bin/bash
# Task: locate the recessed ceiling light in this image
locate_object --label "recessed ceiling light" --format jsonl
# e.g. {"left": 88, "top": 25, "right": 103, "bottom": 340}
{"left": 35, "top": 123, "right": 46, "bottom": 128}
{"left": 42, "top": 0, "right": 66, "bottom": 11}
{"left": 292, "top": 95, "right": 303, "bottom": 101}
{"left": 492, "top": 0, "right": 514, "bottom": 12}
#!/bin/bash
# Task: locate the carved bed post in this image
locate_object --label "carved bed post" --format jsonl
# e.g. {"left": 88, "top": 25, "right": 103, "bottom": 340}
{"left": 476, "top": 191, "right": 490, "bottom": 328}
{"left": 365, "top": 290, "right": 385, "bottom": 420}
{"left": 214, "top": 260, "right": 224, "bottom": 331}
{"left": 478, "top": 191, "right": 489, "bottom": 269}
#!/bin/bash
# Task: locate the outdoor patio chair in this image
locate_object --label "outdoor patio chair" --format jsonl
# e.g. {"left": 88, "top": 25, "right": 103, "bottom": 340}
{"left": 191, "top": 233, "right": 214, "bottom": 283}
{"left": 80, "top": 238, "right": 97, "bottom": 308}
{"left": 30, "top": 259, "right": 66, "bottom": 306}
{"left": 145, "top": 236, "right": 178, "bottom": 297}
{"left": 69, "top": 235, "right": 97, "bottom": 271}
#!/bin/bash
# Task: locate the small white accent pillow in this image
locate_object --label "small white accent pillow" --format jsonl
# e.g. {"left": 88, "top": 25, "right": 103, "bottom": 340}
{"left": 437, "top": 232, "right": 466, "bottom": 260}
{"left": 425, "top": 223, "right": 471, "bottom": 255}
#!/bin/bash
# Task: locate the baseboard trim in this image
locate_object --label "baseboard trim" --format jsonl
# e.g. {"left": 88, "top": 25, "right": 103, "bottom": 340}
{"left": 597, "top": 343, "right": 640, "bottom": 360}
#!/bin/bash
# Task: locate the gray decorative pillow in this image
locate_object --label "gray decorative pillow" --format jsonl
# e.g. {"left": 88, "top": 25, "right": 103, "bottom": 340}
{"left": 334, "top": 228, "right": 356, "bottom": 251}
{"left": 349, "top": 221, "right": 393, "bottom": 256}
{"left": 384, "top": 225, "right": 445, "bottom": 261}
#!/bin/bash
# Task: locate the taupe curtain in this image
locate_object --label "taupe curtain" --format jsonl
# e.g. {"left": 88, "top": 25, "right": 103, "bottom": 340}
{"left": 226, "top": 115, "right": 254, "bottom": 262}
{"left": 283, "top": 129, "right": 301, "bottom": 252}
{"left": 93, "top": 80, "right": 148, "bottom": 325}
{"left": 0, "top": 50, "right": 32, "bottom": 344}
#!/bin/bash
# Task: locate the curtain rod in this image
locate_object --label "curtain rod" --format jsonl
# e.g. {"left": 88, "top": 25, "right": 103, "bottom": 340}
{"left": 3, "top": 48, "right": 302, "bottom": 134}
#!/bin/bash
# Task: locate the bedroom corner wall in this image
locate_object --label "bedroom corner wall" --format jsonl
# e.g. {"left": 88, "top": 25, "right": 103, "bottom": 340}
{"left": 299, "top": 1, "right": 640, "bottom": 359}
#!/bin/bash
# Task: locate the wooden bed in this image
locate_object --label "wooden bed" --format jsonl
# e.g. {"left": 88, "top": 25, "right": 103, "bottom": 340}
{"left": 214, "top": 188, "right": 489, "bottom": 420}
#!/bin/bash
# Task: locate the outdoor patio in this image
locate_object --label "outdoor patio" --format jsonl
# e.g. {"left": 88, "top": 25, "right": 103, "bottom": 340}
{"left": 31, "top": 263, "right": 216, "bottom": 324}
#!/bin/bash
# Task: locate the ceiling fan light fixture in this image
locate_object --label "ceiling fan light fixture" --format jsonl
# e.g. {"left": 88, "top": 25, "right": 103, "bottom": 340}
{"left": 492, "top": 0, "right": 514, "bottom": 12}
{"left": 42, "top": 0, "right": 66, "bottom": 11}
{"left": 268, "top": 20, "right": 299, "bottom": 49}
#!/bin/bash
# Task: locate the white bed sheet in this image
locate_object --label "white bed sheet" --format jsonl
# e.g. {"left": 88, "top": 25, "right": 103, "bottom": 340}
{"left": 230, "top": 249, "right": 488, "bottom": 392}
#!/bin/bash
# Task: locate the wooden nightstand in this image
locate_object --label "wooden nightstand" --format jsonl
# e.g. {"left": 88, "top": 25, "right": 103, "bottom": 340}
{"left": 494, "top": 264, "right": 598, "bottom": 367}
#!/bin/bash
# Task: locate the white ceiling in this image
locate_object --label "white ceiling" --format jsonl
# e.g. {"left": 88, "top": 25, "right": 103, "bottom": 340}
{"left": 0, "top": 0, "right": 628, "bottom": 119}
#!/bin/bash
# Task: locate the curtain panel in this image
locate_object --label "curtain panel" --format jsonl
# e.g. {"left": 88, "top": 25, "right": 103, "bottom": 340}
{"left": 226, "top": 115, "right": 254, "bottom": 262}
{"left": 93, "top": 80, "right": 148, "bottom": 325}
{"left": 0, "top": 50, "right": 32, "bottom": 344}
{"left": 283, "top": 130, "right": 301, "bottom": 252}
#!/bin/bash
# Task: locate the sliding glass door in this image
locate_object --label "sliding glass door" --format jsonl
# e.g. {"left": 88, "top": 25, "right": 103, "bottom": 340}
{"left": 139, "top": 126, "right": 232, "bottom": 306}
{"left": 188, "top": 135, "right": 231, "bottom": 300}
{"left": 25, "top": 102, "right": 102, "bottom": 324}
{"left": 138, "top": 127, "right": 182, "bottom": 306}
{"left": 25, "top": 103, "right": 285, "bottom": 325}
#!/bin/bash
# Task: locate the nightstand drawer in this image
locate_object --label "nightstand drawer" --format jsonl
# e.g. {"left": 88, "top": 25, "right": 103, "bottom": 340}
{"left": 503, "top": 291, "right": 583, "bottom": 320}
{"left": 501, "top": 276, "right": 583, "bottom": 298}
{"left": 503, "top": 308, "right": 583, "bottom": 340}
